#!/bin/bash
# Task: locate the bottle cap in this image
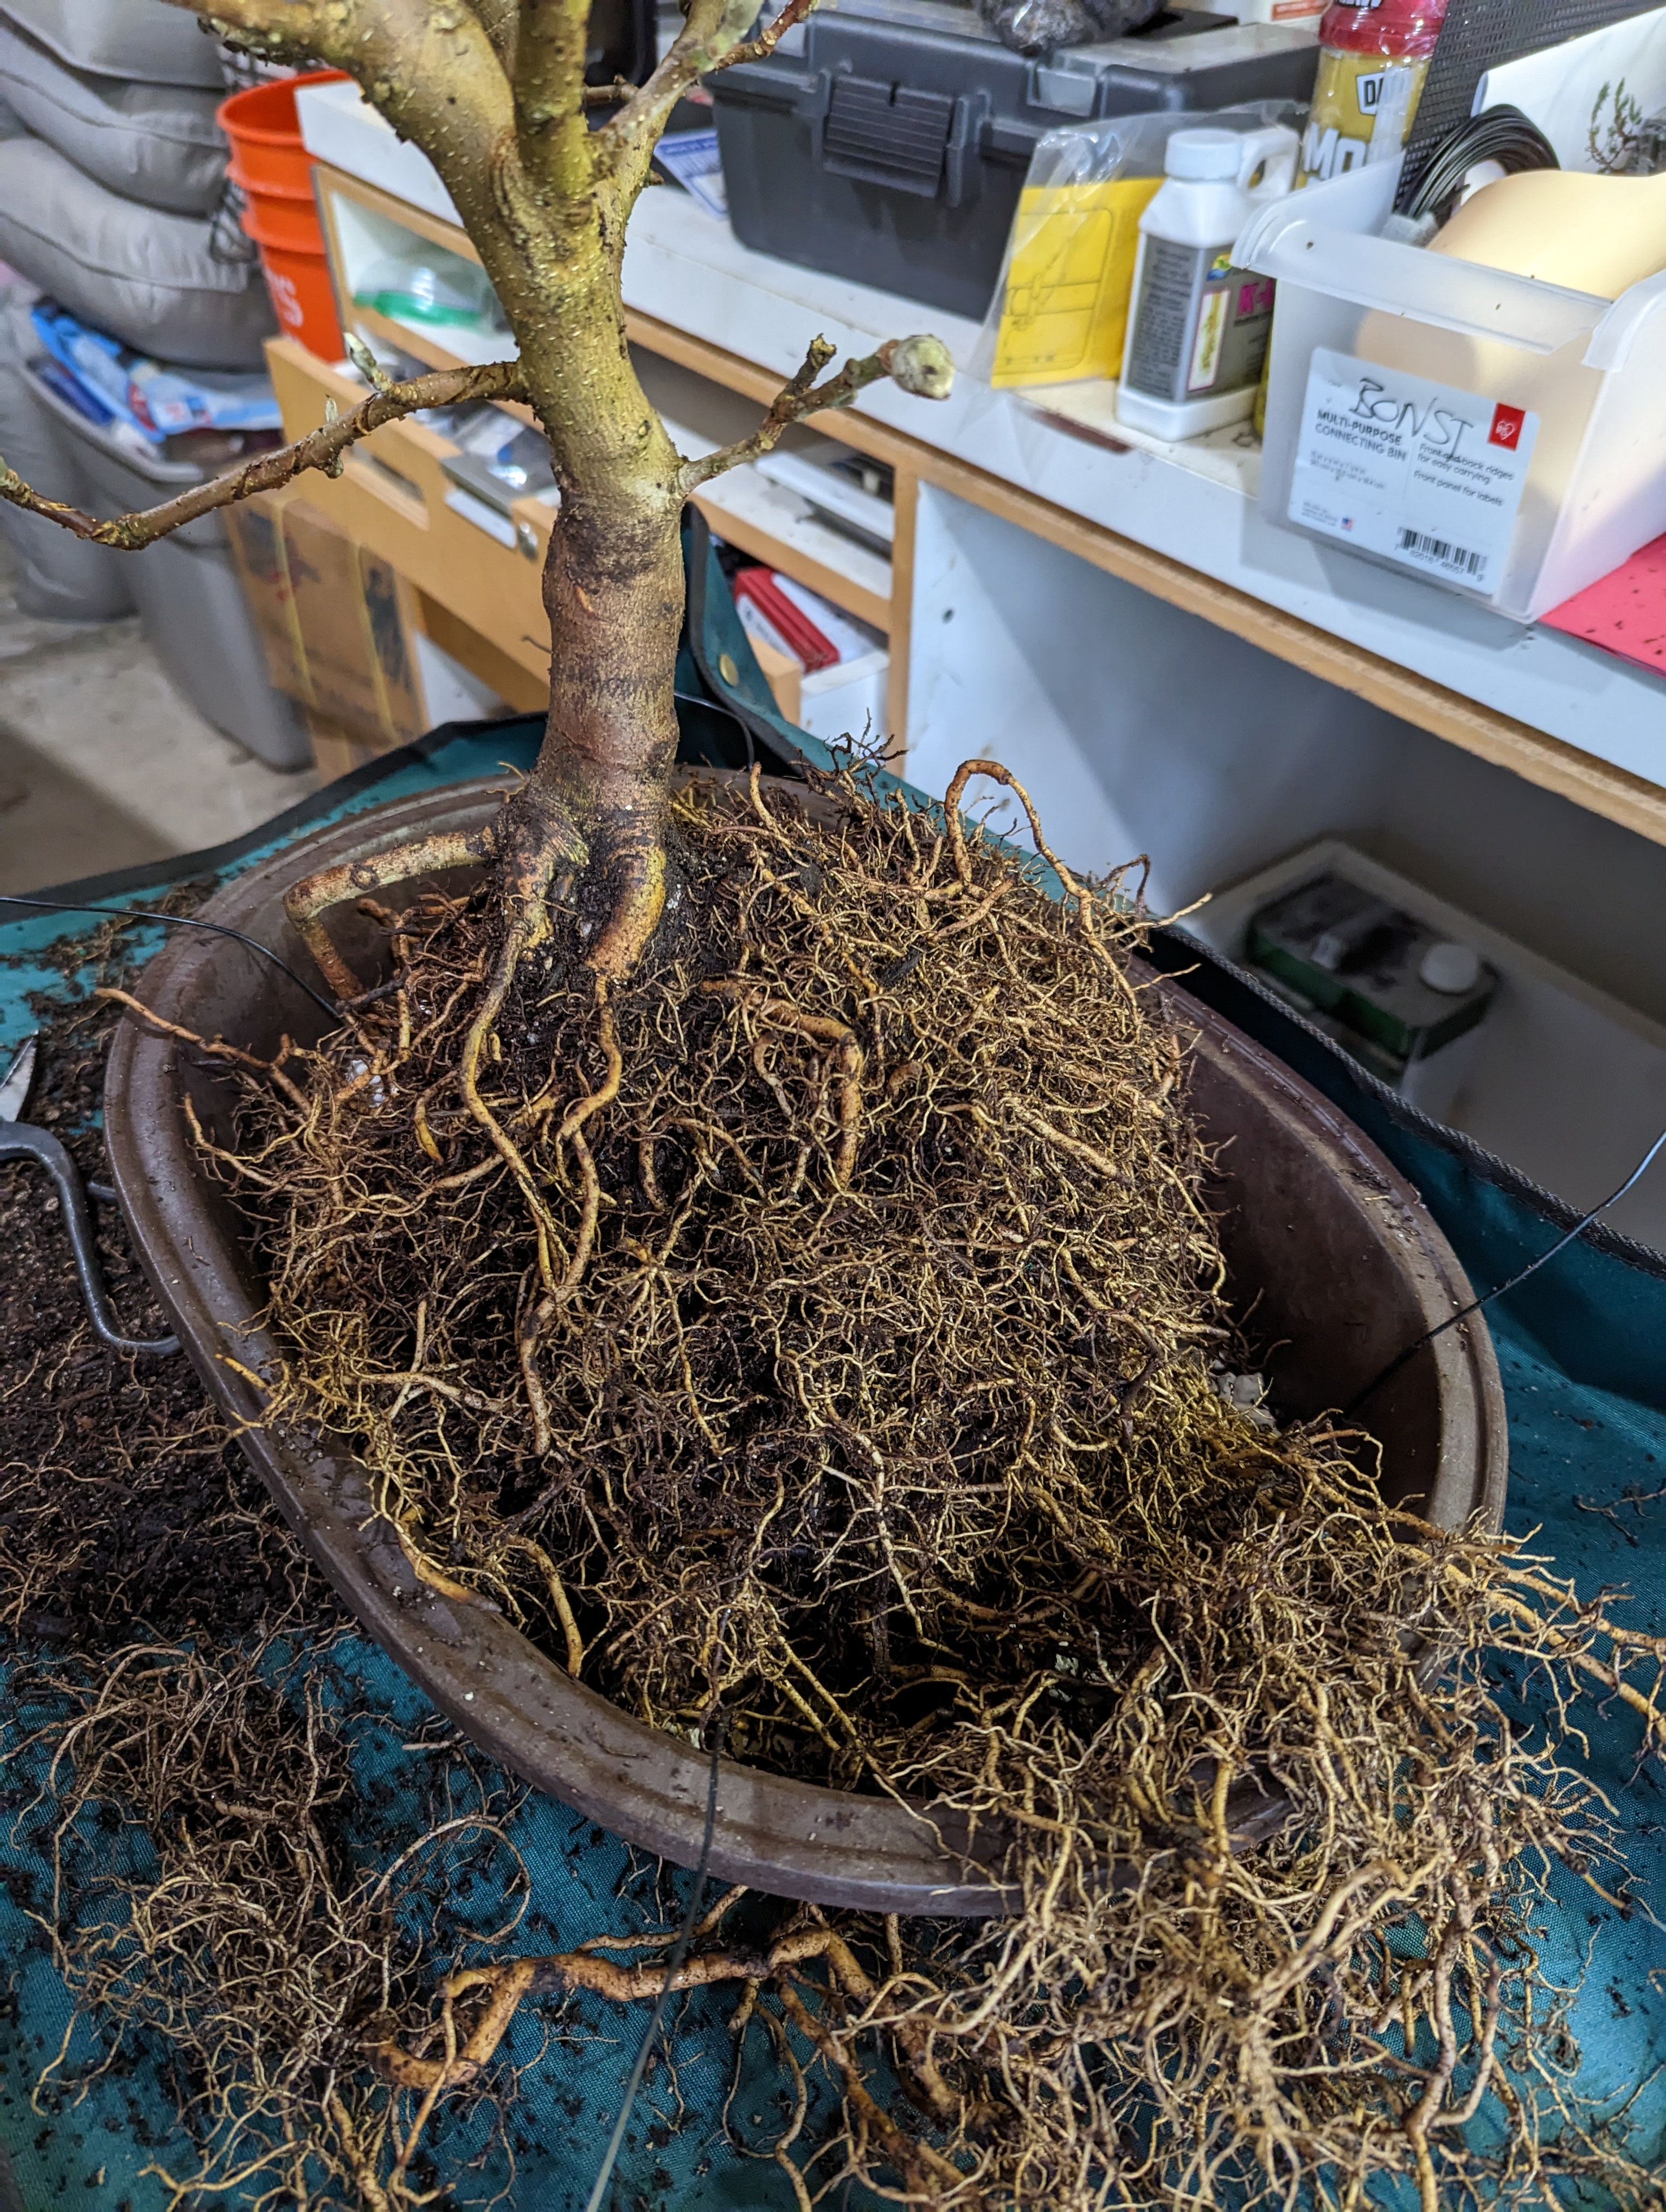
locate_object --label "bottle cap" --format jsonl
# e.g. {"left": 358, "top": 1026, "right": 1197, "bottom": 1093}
{"left": 1164, "top": 129, "right": 1245, "bottom": 183}
{"left": 1318, "top": 0, "right": 1448, "bottom": 60}
{"left": 1419, "top": 941, "right": 1483, "bottom": 995}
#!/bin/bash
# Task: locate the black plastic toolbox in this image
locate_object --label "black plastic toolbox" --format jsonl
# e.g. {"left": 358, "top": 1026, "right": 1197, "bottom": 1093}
{"left": 709, "top": 0, "right": 1318, "bottom": 321}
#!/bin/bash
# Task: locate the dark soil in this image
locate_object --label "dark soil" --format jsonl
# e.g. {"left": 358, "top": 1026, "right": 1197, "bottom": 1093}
{"left": 0, "top": 935, "right": 327, "bottom": 1654}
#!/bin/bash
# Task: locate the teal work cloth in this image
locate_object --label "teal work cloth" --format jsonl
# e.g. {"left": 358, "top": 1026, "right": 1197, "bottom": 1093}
{"left": 4, "top": 535, "right": 1666, "bottom": 2203}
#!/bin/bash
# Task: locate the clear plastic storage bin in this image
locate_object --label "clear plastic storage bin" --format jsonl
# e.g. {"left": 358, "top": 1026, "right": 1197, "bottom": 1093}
{"left": 1238, "top": 157, "right": 1666, "bottom": 623}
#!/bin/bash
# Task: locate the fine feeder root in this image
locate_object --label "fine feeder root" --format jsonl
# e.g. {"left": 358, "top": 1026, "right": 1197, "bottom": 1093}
{"left": 117, "top": 759, "right": 1666, "bottom": 2205}
{"left": 9, "top": 1630, "right": 533, "bottom": 2212}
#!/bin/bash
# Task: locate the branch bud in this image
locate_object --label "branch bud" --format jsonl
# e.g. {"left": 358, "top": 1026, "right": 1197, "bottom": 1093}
{"left": 345, "top": 332, "right": 395, "bottom": 394}
{"left": 878, "top": 336, "right": 954, "bottom": 402}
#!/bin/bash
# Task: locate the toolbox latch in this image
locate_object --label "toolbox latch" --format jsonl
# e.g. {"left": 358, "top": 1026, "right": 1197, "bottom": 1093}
{"left": 943, "top": 91, "right": 990, "bottom": 210}
{"left": 820, "top": 73, "right": 989, "bottom": 206}
{"left": 1030, "top": 63, "right": 1095, "bottom": 116}
{"left": 822, "top": 73, "right": 954, "bottom": 197}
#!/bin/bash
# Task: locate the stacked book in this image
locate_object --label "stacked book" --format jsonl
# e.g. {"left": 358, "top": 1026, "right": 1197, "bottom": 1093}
{"left": 728, "top": 565, "right": 888, "bottom": 741}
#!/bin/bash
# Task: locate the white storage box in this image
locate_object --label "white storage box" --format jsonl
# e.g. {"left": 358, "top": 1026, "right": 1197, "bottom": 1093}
{"left": 798, "top": 647, "right": 888, "bottom": 746}
{"left": 1238, "top": 158, "right": 1666, "bottom": 623}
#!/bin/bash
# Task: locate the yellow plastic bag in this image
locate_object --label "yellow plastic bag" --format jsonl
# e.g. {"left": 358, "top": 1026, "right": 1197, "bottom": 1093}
{"left": 990, "top": 176, "right": 1163, "bottom": 387}
{"left": 974, "top": 102, "right": 1305, "bottom": 395}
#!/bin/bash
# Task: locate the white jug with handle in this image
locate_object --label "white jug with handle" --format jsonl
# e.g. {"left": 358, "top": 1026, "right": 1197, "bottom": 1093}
{"left": 1117, "top": 123, "right": 1298, "bottom": 440}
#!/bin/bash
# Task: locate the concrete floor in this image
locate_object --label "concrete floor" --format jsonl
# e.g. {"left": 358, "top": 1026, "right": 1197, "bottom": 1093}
{"left": 0, "top": 538, "right": 316, "bottom": 893}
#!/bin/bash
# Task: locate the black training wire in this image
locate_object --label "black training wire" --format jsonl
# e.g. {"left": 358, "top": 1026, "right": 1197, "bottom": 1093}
{"left": 1405, "top": 102, "right": 1558, "bottom": 222}
{"left": 581, "top": 1712, "right": 727, "bottom": 2212}
{"left": 0, "top": 895, "right": 340, "bottom": 1021}
{"left": 672, "top": 685, "right": 758, "bottom": 775}
{"left": 1349, "top": 1120, "right": 1666, "bottom": 1414}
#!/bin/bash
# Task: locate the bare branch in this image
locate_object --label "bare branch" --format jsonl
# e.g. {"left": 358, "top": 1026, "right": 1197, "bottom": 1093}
{"left": 677, "top": 334, "right": 954, "bottom": 495}
{"left": 599, "top": 0, "right": 762, "bottom": 196}
{"left": 471, "top": 2, "right": 629, "bottom": 114}
{"left": 515, "top": 0, "right": 597, "bottom": 198}
{"left": 0, "top": 361, "right": 526, "bottom": 552}
{"left": 582, "top": 76, "right": 637, "bottom": 107}
{"left": 342, "top": 332, "right": 394, "bottom": 395}
{"left": 708, "top": 0, "right": 821, "bottom": 75}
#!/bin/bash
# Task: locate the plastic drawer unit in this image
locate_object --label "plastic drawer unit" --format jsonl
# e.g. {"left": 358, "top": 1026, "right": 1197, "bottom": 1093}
{"left": 1241, "top": 157, "right": 1666, "bottom": 624}
{"left": 709, "top": 0, "right": 1318, "bottom": 321}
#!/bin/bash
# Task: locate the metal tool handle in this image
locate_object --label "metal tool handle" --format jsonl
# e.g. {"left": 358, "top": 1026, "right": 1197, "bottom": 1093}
{"left": 0, "top": 1125, "right": 179, "bottom": 1355}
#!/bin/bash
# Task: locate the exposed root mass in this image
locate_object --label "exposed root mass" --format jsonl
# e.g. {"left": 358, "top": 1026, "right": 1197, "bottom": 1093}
{"left": 244, "top": 766, "right": 1268, "bottom": 1779}
{"left": 145, "top": 762, "right": 1666, "bottom": 2206}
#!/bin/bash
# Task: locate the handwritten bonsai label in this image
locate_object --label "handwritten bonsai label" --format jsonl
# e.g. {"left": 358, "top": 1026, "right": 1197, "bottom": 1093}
{"left": 1287, "top": 346, "right": 1537, "bottom": 596}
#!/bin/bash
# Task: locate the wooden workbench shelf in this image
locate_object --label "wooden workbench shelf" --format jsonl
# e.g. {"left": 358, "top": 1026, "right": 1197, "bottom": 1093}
{"left": 295, "top": 150, "right": 1666, "bottom": 867}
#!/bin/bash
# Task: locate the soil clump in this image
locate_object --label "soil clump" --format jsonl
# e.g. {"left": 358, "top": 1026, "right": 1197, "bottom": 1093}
{"left": 0, "top": 935, "right": 315, "bottom": 1651}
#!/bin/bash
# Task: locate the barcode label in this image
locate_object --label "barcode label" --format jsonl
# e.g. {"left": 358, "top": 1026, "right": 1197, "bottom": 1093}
{"left": 1287, "top": 351, "right": 1537, "bottom": 605}
{"left": 1396, "top": 528, "right": 1486, "bottom": 577}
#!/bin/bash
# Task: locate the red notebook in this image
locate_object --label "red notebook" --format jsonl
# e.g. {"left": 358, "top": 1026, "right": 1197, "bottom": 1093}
{"left": 732, "top": 568, "right": 839, "bottom": 672}
{"left": 1540, "top": 535, "right": 1666, "bottom": 677}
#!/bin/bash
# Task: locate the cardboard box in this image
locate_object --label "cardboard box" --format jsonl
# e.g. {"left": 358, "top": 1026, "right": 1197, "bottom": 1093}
{"left": 225, "top": 496, "right": 427, "bottom": 768}
{"left": 302, "top": 711, "right": 388, "bottom": 783}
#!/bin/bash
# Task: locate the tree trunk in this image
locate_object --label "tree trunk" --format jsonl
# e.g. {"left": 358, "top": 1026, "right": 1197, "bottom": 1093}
{"left": 467, "top": 220, "right": 688, "bottom": 977}
{"left": 530, "top": 434, "right": 685, "bottom": 979}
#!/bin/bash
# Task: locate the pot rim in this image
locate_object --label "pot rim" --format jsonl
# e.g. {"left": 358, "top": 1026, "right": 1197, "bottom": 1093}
{"left": 104, "top": 775, "right": 1507, "bottom": 1915}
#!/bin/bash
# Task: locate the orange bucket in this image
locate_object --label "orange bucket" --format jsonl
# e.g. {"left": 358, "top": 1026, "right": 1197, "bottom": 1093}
{"left": 255, "top": 241, "right": 343, "bottom": 358}
{"left": 217, "top": 72, "right": 348, "bottom": 358}
{"left": 217, "top": 71, "right": 348, "bottom": 194}
{"left": 227, "top": 163, "right": 319, "bottom": 253}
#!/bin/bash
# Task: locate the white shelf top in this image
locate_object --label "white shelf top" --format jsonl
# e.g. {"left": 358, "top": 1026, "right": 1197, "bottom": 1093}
{"left": 297, "top": 75, "right": 1666, "bottom": 799}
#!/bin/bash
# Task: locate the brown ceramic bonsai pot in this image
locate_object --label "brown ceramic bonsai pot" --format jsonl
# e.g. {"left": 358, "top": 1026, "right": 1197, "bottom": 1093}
{"left": 102, "top": 774, "right": 1507, "bottom": 1915}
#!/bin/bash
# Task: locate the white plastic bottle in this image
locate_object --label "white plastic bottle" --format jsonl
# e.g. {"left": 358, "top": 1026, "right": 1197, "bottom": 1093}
{"left": 1117, "top": 124, "right": 1298, "bottom": 441}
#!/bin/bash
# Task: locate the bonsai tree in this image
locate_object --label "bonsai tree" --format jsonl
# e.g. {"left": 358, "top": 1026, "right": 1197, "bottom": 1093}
{"left": 8, "top": 10, "right": 1666, "bottom": 2210}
